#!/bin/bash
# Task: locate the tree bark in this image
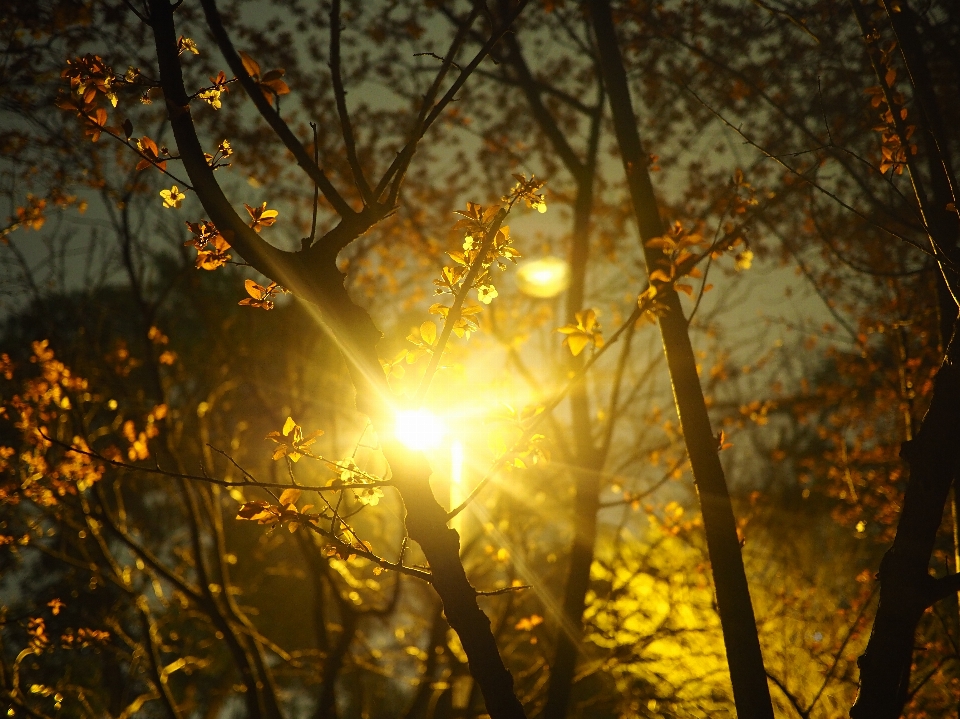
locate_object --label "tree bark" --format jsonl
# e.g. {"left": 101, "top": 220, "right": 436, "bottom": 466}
{"left": 587, "top": 2, "right": 775, "bottom": 718}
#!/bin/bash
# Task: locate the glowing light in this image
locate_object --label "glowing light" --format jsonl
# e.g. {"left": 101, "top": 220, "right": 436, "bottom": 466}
{"left": 516, "top": 256, "right": 570, "bottom": 298}
{"left": 450, "top": 440, "right": 465, "bottom": 534}
{"left": 451, "top": 440, "right": 464, "bottom": 485}
{"left": 395, "top": 409, "right": 444, "bottom": 451}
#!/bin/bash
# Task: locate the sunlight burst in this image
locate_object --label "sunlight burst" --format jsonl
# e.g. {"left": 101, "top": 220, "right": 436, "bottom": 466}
{"left": 395, "top": 409, "right": 445, "bottom": 451}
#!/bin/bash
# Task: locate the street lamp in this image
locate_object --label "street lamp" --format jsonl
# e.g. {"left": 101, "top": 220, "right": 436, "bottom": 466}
{"left": 516, "top": 256, "right": 570, "bottom": 298}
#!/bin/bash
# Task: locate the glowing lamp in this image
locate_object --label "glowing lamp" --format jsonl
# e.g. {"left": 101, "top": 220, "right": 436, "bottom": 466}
{"left": 394, "top": 409, "right": 444, "bottom": 451}
{"left": 516, "top": 256, "right": 570, "bottom": 298}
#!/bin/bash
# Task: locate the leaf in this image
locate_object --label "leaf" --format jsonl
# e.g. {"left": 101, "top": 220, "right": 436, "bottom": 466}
{"left": 239, "top": 51, "right": 261, "bottom": 78}
{"left": 420, "top": 321, "right": 437, "bottom": 346}
{"left": 566, "top": 333, "right": 591, "bottom": 357}
{"left": 282, "top": 416, "right": 296, "bottom": 436}
{"left": 278, "top": 488, "right": 301, "bottom": 506}
{"left": 237, "top": 500, "right": 269, "bottom": 519}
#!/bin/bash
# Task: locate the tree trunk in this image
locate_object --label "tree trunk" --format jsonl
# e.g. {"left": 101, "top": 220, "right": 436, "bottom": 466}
{"left": 542, "top": 175, "right": 602, "bottom": 719}
{"left": 587, "top": 3, "right": 775, "bottom": 718}
{"left": 850, "top": 324, "right": 960, "bottom": 718}
{"left": 403, "top": 603, "right": 448, "bottom": 719}
{"left": 848, "top": 2, "right": 960, "bottom": 715}
{"left": 316, "top": 607, "right": 357, "bottom": 719}
{"left": 493, "top": 31, "right": 609, "bottom": 717}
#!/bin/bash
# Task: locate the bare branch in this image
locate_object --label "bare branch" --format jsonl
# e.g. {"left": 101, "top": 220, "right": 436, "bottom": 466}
{"left": 329, "top": 0, "right": 373, "bottom": 204}
{"left": 198, "top": 0, "right": 354, "bottom": 217}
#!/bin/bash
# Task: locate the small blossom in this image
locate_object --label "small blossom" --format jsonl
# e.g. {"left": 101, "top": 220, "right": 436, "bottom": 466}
{"left": 177, "top": 37, "right": 199, "bottom": 56}
{"left": 244, "top": 202, "right": 279, "bottom": 232}
{"left": 198, "top": 88, "right": 222, "bottom": 109}
{"left": 477, "top": 284, "right": 498, "bottom": 304}
{"left": 160, "top": 186, "right": 186, "bottom": 209}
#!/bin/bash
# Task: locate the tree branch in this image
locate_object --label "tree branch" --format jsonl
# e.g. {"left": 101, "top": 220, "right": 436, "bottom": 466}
{"left": 198, "top": 0, "right": 354, "bottom": 217}
{"left": 329, "top": 0, "right": 372, "bottom": 204}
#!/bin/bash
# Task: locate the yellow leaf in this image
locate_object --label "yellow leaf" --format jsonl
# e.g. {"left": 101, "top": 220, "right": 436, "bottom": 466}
{"left": 566, "top": 333, "right": 590, "bottom": 356}
{"left": 420, "top": 321, "right": 437, "bottom": 346}
{"left": 282, "top": 416, "right": 296, "bottom": 435}
{"left": 278, "top": 488, "right": 301, "bottom": 506}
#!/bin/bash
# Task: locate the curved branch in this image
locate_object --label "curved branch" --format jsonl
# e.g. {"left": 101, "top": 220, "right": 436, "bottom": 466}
{"left": 198, "top": 0, "right": 354, "bottom": 217}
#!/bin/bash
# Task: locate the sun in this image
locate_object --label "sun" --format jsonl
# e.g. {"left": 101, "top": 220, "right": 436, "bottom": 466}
{"left": 394, "top": 409, "right": 445, "bottom": 451}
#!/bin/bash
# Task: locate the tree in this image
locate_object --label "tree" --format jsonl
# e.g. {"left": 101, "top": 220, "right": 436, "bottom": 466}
{"left": 5, "top": 0, "right": 960, "bottom": 718}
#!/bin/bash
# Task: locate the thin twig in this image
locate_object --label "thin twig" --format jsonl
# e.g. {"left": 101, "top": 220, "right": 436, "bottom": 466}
{"left": 329, "top": 0, "right": 372, "bottom": 203}
{"left": 42, "top": 430, "right": 393, "bottom": 493}
{"left": 477, "top": 584, "right": 531, "bottom": 597}
{"left": 305, "top": 122, "right": 320, "bottom": 248}
{"left": 414, "top": 52, "right": 462, "bottom": 72}
{"left": 414, "top": 207, "right": 508, "bottom": 404}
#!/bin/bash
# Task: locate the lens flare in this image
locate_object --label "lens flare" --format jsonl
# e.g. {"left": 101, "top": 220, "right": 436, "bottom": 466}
{"left": 395, "top": 409, "right": 444, "bottom": 451}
